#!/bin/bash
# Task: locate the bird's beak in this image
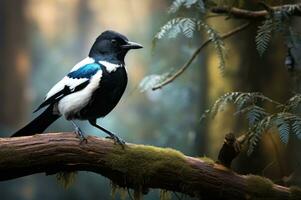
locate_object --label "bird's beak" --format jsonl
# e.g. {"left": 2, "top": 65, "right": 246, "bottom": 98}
{"left": 122, "top": 41, "right": 143, "bottom": 49}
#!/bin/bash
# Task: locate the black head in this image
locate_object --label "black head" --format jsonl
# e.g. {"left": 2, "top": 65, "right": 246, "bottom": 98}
{"left": 89, "top": 30, "right": 143, "bottom": 63}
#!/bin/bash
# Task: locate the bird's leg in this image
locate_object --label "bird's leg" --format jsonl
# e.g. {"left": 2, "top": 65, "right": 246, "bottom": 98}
{"left": 89, "top": 119, "right": 125, "bottom": 146}
{"left": 71, "top": 120, "right": 87, "bottom": 143}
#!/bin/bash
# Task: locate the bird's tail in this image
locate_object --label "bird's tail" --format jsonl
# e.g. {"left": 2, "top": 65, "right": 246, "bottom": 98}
{"left": 11, "top": 105, "right": 60, "bottom": 137}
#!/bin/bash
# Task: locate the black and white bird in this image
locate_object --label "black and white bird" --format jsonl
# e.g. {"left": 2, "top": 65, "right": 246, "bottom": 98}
{"left": 11, "top": 30, "right": 143, "bottom": 145}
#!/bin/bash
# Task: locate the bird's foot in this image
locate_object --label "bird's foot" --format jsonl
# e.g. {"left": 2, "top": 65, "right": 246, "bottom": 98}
{"left": 74, "top": 127, "right": 87, "bottom": 144}
{"left": 106, "top": 134, "right": 126, "bottom": 147}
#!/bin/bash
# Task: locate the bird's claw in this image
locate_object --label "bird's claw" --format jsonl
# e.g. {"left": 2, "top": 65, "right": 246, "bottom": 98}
{"left": 74, "top": 127, "right": 87, "bottom": 144}
{"left": 106, "top": 134, "right": 126, "bottom": 147}
{"left": 79, "top": 136, "right": 88, "bottom": 144}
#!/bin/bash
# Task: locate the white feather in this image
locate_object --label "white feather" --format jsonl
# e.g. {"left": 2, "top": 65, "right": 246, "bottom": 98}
{"left": 44, "top": 57, "right": 95, "bottom": 100}
{"left": 45, "top": 77, "right": 88, "bottom": 99}
{"left": 71, "top": 57, "right": 95, "bottom": 72}
{"left": 99, "top": 60, "right": 121, "bottom": 73}
{"left": 57, "top": 70, "right": 103, "bottom": 118}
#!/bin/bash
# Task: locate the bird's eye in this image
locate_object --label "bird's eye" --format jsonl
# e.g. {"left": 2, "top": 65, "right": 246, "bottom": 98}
{"left": 111, "top": 39, "right": 117, "bottom": 45}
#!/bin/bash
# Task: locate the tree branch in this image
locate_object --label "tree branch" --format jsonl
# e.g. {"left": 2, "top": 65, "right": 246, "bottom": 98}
{"left": 151, "top": 3, "right": 301, "bottom": 91}
{"left": 211, "top": 3, "right": 301, "bottom": 19}
{"left": 152, "top": 22, "right": 250, "bottom": 90}
{"left": 0, "top": 133, "right": 297, "bottom": 199}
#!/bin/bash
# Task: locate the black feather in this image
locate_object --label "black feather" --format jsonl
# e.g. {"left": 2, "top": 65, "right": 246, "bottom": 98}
{"left": 12, "top": 105, "right": 60, "bottom": 137}
{"left": 33, "top": 81, "right": 89, "bottom": 113}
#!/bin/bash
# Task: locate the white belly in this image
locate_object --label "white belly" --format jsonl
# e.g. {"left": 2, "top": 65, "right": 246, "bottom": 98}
{"left": 58, "top": 70, "right": 103, "bottom": 119}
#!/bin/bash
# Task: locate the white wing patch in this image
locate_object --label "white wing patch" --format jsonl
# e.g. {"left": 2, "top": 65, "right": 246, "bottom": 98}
{"left": 99, "top": 60, "right": 122, "bottom": 73}
{"left": 41, "top": 57, "right": 122, "bottom": 119}
{"left": 44, "top": 57, "right": 95, "bottom": 100}
{"left": 45, "top": 76, "right": 88, "bottom": 100}
{"left": 71, "top": 57, "right": 95, "bottom": 72}
{"left": 57, "top": 70, "right": 103, "bottom": 118}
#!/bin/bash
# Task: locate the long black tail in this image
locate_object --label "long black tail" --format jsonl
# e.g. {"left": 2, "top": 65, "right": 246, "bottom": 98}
{"left": 11, "top": 105, "right": 60, "bottom": 137}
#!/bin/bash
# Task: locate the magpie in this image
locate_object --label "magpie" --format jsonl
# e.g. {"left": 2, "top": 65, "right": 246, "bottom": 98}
{"left": 11, "top": 30, "right": 143, "bottom": 145}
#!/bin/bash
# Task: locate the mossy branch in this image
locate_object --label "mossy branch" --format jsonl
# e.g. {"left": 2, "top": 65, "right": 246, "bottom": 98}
{"left": 0, "top": 133, "right": 297, "bottom": 199}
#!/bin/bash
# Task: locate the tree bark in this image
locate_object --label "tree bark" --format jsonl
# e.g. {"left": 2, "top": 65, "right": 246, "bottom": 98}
{"left": 211, "top": 3, "right": 301, "bottom": 19}
{"left": 0, "top": 133, "right": 295, "bottom": 199}
{"left": 0, "top": 0, "right": 30, "bottom": 127}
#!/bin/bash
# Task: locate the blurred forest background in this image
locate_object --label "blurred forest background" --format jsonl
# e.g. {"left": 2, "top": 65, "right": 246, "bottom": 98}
{"left": 0, "top": 0, "right": 301, "bottom": 199}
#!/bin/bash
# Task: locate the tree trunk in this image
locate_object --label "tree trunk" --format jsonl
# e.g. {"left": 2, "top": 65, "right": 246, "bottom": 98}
{"left": 0, "top": 0, "right": 30, "bottom": 128}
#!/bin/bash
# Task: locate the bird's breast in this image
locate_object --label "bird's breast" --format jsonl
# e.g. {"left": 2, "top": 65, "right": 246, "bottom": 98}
{"left": 77, "top": 66, "right": 128, "bottom": 119}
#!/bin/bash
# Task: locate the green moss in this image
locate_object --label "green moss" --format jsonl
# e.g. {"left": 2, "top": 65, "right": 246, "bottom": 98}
{"left": 105, "top": 145, "right": 197, "bottom": 187}
{"left": 199, "top": 156, "right": 215, "bottom": 165}
{"left": 119, "top": 188, "right": 127, "bottom": 200}
{"left": 110, "top": 182, "right": 127, "bottom": 200}
{"left": 289, "top": 186, "right": 301, "bottom": 200}
{"left": 56, "top": 171, "right": 77, "bottom": 189}
{"left": 160, "top": 189, "right": 171, "bottom": 200}
{"left": 246, "top": 175, "right": 274, "bottom": 200}
{"left": 111, "top": 182, "right": 117, "bottom": 199}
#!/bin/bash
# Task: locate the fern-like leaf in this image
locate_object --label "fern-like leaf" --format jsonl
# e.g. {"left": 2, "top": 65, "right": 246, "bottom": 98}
{"left": 284, "top": 4, "right": 301, "bottom": 16}
{"left": 256, "top": 18, "right": 274, "bottom": 56}
{"left": 168, "top": 0, "right": 201, "bottom": 13}
{"left": 285, "top": 94, "right": 301, "bottom": 111}
{"left": 234, "top": 93, "right": 256, "bottom": 110}
{"left": 204, "top": 92, "right": 273, "bottom": 119}
{"left": 153, "top": 17, "right": 197, "bottom": 47}
{"left": 292, "top": 116, "right": 301, "bottom": 140}
{"left": 198, "top": 21, "right": 226, "bottom": 72}
{"left": 247, "top": 105, "right": 267, "bottom": 126}
{"left": 209, "top": 92, "right": 240, "bottom": 117}
{"left": 182, "top": 18, "right": 197, "bottom": 38}
{"left": 248, "top": 116, "right": 272, "bottom": 155}
{"left": 274, "top": 116, "right": 290, "bottom": 144}
{"left": 255, "top": 12, "right": 283, "bottom": 56}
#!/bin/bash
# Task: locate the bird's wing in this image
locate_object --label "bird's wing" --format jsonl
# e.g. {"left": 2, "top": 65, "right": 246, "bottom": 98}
{"left": 34, "top": 59, "right": 102, "bottom": 112}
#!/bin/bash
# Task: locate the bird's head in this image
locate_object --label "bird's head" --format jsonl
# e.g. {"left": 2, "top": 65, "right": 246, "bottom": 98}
{"left": 89, "top": 30, "right": 143, "bottom": 62}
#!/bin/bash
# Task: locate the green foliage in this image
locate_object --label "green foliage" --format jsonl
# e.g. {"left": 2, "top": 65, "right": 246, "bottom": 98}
{"left": 203, "top": 92, "right": 273, "bottom": 119}
{"left": 145, "top": 1, "right": 301, "bottom": 92}
{"left": 168, "top": 0, "right": 204, "bottom": 14}
{"left": 292, "top": 117, "right": 301, "bottom": 139}
{"left": 255, "top": 17, "right": 274, "bottom": 56}
{"left": 198, "top": 21, "right": 226, "bottom": 72}
{"left": 154, "top": 17, "right": 197, "bottom": 42}
{"left": 203, "top": 92, "right": 301, "bottom": 155}
{"left": 255, "top": 4, "right": 301, "bottom": 57}
{"left": 274, "top": 115, "right": 290, "bottom": 144}
{"left": 248, "top": 115, "right": 273, "bottom": 155}
{"left": 153, "top": 16, "right": 225, "bottom": 71}
{"left": 246, "top": 105, "right": 267, "bottom": 126}
{"left": 149, "top": 0, "right": 226, "bottom": 86}
{"left": 153, "top": 16, "right": 226, "bottom": 70}
{"left": 285, "top": 94, "right": 301, "bottom": 112}
{"left": 146, "top": 0, "right": 301, "bottom": 157}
